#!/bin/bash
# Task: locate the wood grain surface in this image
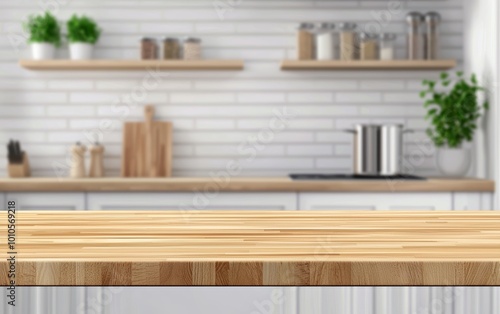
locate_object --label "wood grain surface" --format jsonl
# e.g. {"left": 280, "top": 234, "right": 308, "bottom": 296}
{"left": 1, "top": 211, "right": 499, "bottom": 286}
{"left": 0, "top": 177, "right": 493, "bottom": 192}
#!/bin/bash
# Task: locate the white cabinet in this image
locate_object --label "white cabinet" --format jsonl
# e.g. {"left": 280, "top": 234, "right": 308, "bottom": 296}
{"left": 5, "top": 193, "right": 85, "bottom": 210}
{"left": 102, "top": 287, "right": 295, "bottom": 314}
{"left": 453, "top": 192, "right": 493, "bottom": 210}
{"left": 87, "top": 192, "right": 297, "bottom": 210}
{"left": 299, "top": 192, "right": 453, "bottom": 210}
{"left": 297, "top": 287, "right": 497, "bottom": 314}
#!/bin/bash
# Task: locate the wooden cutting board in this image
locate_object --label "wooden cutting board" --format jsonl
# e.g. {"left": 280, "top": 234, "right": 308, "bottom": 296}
{"left": 121, "top": 105, "right": 173, "bottom": 177}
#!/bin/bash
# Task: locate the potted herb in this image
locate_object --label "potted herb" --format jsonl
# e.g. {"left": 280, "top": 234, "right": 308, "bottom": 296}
{"left": 421, "top": 72, "right": 488, "bottom": 177}
{"left": 24, "top": 11, "right": 61, "bottom": 60}
{"left": 67, "top": 15, "right": 101, "bottom": 60}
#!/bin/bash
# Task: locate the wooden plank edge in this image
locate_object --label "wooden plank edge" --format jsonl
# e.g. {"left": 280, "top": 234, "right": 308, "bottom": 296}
{"left": 3, "top": 261, "right": 499, "bottom": 286}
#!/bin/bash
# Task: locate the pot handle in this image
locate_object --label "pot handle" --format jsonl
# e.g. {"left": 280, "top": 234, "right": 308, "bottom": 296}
{"left": 343, "top": 129, "right": 356, "bottom": 133}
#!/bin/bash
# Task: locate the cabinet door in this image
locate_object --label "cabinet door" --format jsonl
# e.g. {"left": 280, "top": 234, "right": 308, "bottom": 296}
{"left": 87, "top": 192, "right": 297, "bottom": 210}
{"left": 453, "top": 192, "right": 494, "bottom": 210}
{"left": 299, "top": 193, "right": 452, "bottom": 210}
{"left": 5, "top": 193, "right": 85, "bottom": 210}
{"left": 298, "top": 287, "right": 487, "bottom": 314}
{"left": 102, "top": 287, "right": 293, "bottom": 314}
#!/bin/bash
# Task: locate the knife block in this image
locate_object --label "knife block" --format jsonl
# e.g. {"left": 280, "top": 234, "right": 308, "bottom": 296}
{"left": 8, "top": 153, "right": 31, "bottom": 178}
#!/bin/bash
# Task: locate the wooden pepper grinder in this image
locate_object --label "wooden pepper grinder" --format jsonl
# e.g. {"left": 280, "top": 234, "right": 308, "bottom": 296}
{"left": 70, "top": 142, "right": 86, "bottom": 178}
{"left": 89, "top": 142, "right": 105, "bottom": 177}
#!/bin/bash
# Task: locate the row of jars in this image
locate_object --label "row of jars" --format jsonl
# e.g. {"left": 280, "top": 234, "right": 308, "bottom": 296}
{"left": 141, "top": 37, "right": 202, "bottom": 60}
{"left": 297, "top": 22, "right": 398, "bottom": 61}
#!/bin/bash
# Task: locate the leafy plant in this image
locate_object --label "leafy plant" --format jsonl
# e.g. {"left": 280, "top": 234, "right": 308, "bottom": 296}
{"left": 67, "top": 15, "right": 101, "bottom": 44}
{"left": 24, "top": 11, "right": 61, "bottom": 47}
{"left": 420, "top": 72, "right": 488, "bottom": 148}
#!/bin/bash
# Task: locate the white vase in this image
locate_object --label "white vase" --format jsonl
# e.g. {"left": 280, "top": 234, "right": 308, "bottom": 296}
{"left": 436, "top": 146, "right": 471, "bottom": 177}
{"left": 69, "top": 43, "right": 94, "bottom": 60}
{"left": 31, "top": 43, "right": 56, "bottom": 60}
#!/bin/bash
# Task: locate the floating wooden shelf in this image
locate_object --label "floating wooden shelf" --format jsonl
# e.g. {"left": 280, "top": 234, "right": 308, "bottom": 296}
{"left": 19, "top": 59, "right": 244, "bottom": 71}
{"left": 281, "top": 59, "right": 457, "bottom": 70}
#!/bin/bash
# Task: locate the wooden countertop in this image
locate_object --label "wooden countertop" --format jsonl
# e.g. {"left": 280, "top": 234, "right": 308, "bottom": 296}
{"left": 2, "top": 211, "right": 499, "bottom": 286}
{"left": 0, "top": 177, "right": 494, "bottom": 192}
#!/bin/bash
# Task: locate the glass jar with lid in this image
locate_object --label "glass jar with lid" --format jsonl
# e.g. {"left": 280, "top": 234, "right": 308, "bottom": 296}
{"left": 296, "top": 22, "right": 315, "bottom": 60}
{"left": 359, "top": 32, "right": 378, "bottom": 60}
{"left": 315, "top": 22, "right": 336, "bottom": 60}
{"left": 183, "top": 37, "right": 202, "bottom": 60}
{"left": 338, "top": 22, "right": 357, "bottom": 60}
{"left": 379, "top": 33, "right": 396, "bottom": 60}
{"left": 163, "top": 37, "right": 180, "bottom": 59}
{"left": 140, "top": 37, "right": 158, "bottom": 60}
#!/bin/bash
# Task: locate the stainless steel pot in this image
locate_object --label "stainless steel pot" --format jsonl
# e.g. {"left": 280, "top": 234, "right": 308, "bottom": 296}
{"left": 344, "top": 124, "right": 412, "bottom": 175}
{"left": 345, "top": 124, "right": 381, "bottom": 175}
{"left": 380, "top": 124, "right": 413, "bottom": 175}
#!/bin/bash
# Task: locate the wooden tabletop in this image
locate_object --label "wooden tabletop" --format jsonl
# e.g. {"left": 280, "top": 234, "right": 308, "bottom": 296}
{"left": 0, "top": 177, "right": 494, "bottom": 192}
{"left": 1, "top": 211, "right": 499, "bottom": 286}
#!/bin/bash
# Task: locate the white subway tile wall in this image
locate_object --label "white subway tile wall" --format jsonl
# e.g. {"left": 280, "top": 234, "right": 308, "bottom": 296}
{"left": 0, "top": 0, "right": 463, "bottom": 177}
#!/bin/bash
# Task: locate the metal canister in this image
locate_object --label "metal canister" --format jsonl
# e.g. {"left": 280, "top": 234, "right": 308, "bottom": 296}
{"left": 425, "top": 12, "right": 441, "bottom": 60}
{"left": 406, "top": 12, "right": 424, "bottom": 60}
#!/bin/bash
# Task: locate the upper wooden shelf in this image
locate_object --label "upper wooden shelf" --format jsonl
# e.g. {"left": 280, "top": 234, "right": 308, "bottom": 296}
{"left": 281, "top": 59, "right": 457, "bottom": 70}
{"left": 19, "top": 59, "right": 244, "bottom": 71}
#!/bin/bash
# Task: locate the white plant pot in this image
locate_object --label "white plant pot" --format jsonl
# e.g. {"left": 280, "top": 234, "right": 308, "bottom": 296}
{"left": 436, "top": 146, "right": 471, "bottom": 177}
{"left": 31, "top": 43, "right": 56, "bottom": 60}
{"left": 69, "top": 43, "right": 94, "bottom": 60}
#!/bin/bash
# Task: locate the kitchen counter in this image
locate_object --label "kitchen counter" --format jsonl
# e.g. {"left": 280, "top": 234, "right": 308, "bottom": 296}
{"left": 2, "top": 210, "right": 499, "bottom": 286}
{"left": 0, "top": 177, "right": 494, "bottom": 192}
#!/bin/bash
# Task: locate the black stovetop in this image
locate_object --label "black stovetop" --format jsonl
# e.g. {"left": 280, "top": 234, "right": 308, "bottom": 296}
{"left": 289, "top": 174, "right": 427, "bottom": 180}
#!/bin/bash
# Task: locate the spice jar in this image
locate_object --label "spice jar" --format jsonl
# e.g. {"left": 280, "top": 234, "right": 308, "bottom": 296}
{"left": 296, "top": 22, "right": 315, "bottom": 60}
{"left": 339, "top": 22, "right": 357, "bottom": 61}
{"left": 70, "top": 142, "right": 86, "bottom": 178}
{"left": 315, "top": 22, "right": 336, "bottom": 60}
{"left": 183, "top": 37, "right": 202, "bottom": 60}
{"left": 360, "top": 32, "right": 378, "bottom": 60}
{"left": 89, "top": 142, "right": 104, "bottom": 178}
{"left": 406, "top": 12, "right": 424, "bottom": 60}
{"left": 424, "top": 12, "right": 441, "bottom": 60}
{"left": 379, "top": 33, "right": 396, "bottom": 60}
{"left": 163, "top": 37, "right": 180, "bottom": 60}
{"left": 140, "top": 37, "right": 158, "bottom": 60}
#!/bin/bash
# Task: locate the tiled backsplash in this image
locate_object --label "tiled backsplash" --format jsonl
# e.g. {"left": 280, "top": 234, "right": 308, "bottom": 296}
{"left": 0, "top": 0, "right": 463, "bottom": 177}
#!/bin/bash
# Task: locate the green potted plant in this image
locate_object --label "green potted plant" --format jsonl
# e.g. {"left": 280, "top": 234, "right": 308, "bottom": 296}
{"left": 421, "top": 72, "right": 488, "bottom": 176}
{"left": 24, "top": 11, "right": 61, "bottom": 60}
{"left": 67, "top": 14, "right": 101, "bottom": 60}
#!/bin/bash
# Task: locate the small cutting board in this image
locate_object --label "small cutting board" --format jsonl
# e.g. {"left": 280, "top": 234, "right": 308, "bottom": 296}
{"left": 121, "top": 105, "right": 173, "bottom": 177}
